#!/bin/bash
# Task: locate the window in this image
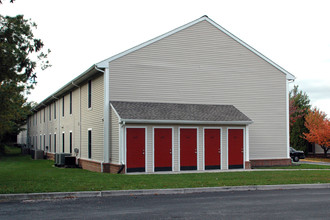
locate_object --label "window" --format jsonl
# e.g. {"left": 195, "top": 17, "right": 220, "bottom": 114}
{"left": 70, "top": 132, "right": 72, "bottom": 154}
{"left": 54, "top": 102, "right": 56, "bottom": 119}
{"left": 49, "top": 134, "right": 51, "bottom": 152}
{"left": 49, "top": 104, "right": 51, "bottom": 121}
{"left": 54, "top": 134, "right": 56, "bottom": 153}
{"left": 70, "top": 91, "right": 72, "bottom": 114}
{"left": 40, "top": 135, "right": 42, "bottom": 149}
{"left": 88, "top": 80, "right": 92, "bottom": 108}
{"left": 40, "top": 111, "right": 41, "bottom": 123}
{"left": 62, "top": 133, "right": 65, "bottom": 152}
{"left": 88, "top": 130, "right": 92, "bottom": 159}
{"left": 43, "top": 108, "right": 45, "bottom": 122}
{"left": 43, "top": 135, "right": 45, "bottom": 151}
{"left": 62, "top": 97, "right": 65, "bottom": 117}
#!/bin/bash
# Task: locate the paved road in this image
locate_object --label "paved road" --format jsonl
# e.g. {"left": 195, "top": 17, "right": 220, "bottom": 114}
{"left": 1, "top": 188, "right": 329, "bottom": 219}
{"left": 298, "top": 160, "right": 330, "bottom": 165}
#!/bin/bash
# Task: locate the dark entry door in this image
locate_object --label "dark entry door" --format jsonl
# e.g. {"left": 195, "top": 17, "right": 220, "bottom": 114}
{"left": 126, "top": 128, "right": 145, "bottom": 172}
{"left": 180, "top": 128, "right": 197, "bottom": 170}
{"left": 204, "top": 129, "right": 221, "bottom": 170}
{"left": 154, "top": 128, "right": 172, "bottom": 171}
{"left": 228, "top": 129, "right": 244, "bottom": 169}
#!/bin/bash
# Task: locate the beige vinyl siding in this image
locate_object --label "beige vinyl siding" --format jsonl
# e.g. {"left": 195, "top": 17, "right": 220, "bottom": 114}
{"left": 72, "top": 89, "right": 80, "bottom": 156}
{"left": 109, "top": 20, "right": 287, "bottom": 160}
{"left": 110, "top": 107, "right": 120, "bottom": 164}
{"left": 80, "top": 74, "right": 104, "bottom": 161}
{"left": 57, "top": 90, "right": 80, "bottom": 154}
{"left": 28, "top": 73, "right": 104, "bottom": 160}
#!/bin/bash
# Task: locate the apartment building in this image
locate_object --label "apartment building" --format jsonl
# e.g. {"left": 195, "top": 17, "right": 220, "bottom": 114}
{"left": 22, "top": 16, "right": 295, "bottom": 173}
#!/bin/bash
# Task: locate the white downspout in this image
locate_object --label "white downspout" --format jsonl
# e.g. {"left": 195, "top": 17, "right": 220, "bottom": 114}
{"left": 286, "top": 79, "right": 294, "bottom": 158}
{"left": 245, "top": 125, "right": 249, "bottom": 162}
{"left": 119, "top": 121, "right": 125, "bottom": 165}
{"left": 95, "top": 66, "right": 110, "bottom": 172}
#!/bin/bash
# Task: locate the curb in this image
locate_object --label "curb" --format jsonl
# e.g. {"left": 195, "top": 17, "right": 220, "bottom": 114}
{"left": 1, "top": 183, "right": 330, "bottom": 202}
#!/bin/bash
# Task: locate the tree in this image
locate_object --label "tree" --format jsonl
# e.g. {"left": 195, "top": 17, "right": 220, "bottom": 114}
{"left": 303, "top": 108, "right": 330, "bottom": 158}
{"left": 289, "top": 85, "right": 311, "bottom": 152}
{"left": 0, "top": 12, "right": 50, "bottom": 151}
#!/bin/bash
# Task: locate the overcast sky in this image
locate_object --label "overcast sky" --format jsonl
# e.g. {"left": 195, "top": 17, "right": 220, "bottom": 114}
{"left": 1, "top": 0, "right": 330, "bottom": 115}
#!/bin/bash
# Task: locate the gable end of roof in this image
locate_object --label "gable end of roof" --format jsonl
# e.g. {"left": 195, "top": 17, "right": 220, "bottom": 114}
{"left": 97, "top": 16, "right": 295, "bottom": 80}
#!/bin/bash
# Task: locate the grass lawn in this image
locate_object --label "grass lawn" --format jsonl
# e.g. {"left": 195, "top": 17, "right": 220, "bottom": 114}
{"left": 1, "top": 147, "right": 329, "bottom": 194}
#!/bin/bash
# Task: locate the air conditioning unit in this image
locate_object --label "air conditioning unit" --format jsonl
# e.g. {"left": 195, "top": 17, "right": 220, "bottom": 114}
{"left": 65, "top": 156, "right": 76, "bottom": 168}
{"left": 35, "top": 150, "right": 44, "bottom": 160}
{"left": 55, "top": 153, "right": 71, "bottom": 166}
{"left": 54, "top": 153, "right": 60, "bottom": 166}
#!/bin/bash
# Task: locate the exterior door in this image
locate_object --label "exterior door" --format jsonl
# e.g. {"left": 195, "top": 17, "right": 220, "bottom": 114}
{"left": 228, "top": 129, "right": 244, "bottom": 169}
{"left": 180, "top": 128, "right": 197, "bottom": 170}
{"left": 126, "top": 128, "right": 145, "bottom": 172}
{"left": 204, "top": 129, "right": 221, "bottom": 170}
{"left": 154, "top": 128, "right": 172, "bottom": 171}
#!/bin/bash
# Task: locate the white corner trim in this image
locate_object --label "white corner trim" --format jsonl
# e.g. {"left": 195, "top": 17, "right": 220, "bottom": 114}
{"left": 103, "top": 68, "right": 110, "bottom": 164}
{"left": 110, "top": 103, "right": 122, "bottom": 122}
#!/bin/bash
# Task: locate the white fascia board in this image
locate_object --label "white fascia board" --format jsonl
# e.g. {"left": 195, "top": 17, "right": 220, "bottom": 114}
{"left": 204, "top": 17, "right": 296, "bottom": 80}
{"left": 120, "top": 119, "right": 253, "bottom": 125}
{"left": 110, "top": 103, "right": 122, "bottom": 122}
{"left": 33, "top": 65, "right": 100, "bottom": 111}
{"left": 95, "top": 16, "right": 208, "bottom": 68}
{"left": 97, "top": 16, "right": 295, "bottom": 80}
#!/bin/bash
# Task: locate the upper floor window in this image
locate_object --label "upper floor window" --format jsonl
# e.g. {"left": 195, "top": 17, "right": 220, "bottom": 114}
{"left": 49, "top": 104, "right": 51, "bottom": 121}
{"left": 88, "top": 80, "right": 92, "bottom": 108}
{"left": 62, "top": 97, "right": 65, "bottom": 117}
{"left": 54, "top": 102, "right": 56, "bottom": 119}
{"left": 70, "top": 91, "right": 72, "bottom": 114}
{"left": 43, "top": 108, "right": 45, "bottom": 122}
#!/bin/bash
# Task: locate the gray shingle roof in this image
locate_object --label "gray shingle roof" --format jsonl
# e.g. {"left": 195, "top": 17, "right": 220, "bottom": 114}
{"left": 111, "top": 101, "right": 252, "bottom": 124}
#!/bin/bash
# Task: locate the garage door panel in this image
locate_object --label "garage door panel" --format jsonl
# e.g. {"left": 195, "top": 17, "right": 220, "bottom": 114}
{"left": 154, "top": 128, "right": 172, "bottom": 172}
{"left": 126, "top": 128, "right": 145, "bottom": 172}
{"left": 180, "top": 128, "right": 197, "bottom": 170}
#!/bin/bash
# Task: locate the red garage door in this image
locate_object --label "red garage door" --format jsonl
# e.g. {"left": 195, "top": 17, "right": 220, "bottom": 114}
{"left": 228, "top": 129, "right": 244, "bottom": 169}
{"left": 154, "top": 128, "right": 172, "bottom": 171}
{"left": 180, "top": 128, "right": 197, "bottom": 170}
{"left": 126, "top": 128, "right": 145, "bottom": 172}
{"left": 204, "top": 129, "right": 221, "bottom": 170}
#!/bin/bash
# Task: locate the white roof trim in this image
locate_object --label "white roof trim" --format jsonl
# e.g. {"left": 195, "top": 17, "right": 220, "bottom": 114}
{"left": 96, "top": 17, "right": 205, "bottom": 68}
{"left": 97, "top": 15, "right": 295, "bottom": 80}
{"left": 119, "top": 119, "right": 253, "bottom": 125}
{"left": 110, "top": 103, "right": 122, "bottom": 121}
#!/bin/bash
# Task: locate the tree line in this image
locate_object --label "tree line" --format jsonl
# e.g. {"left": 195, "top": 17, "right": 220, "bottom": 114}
{"left": 0, "top": 0, "right": 50, "bottom": 154}
{"left": 290, "top": 85, "right": 329, "bottom": 157}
